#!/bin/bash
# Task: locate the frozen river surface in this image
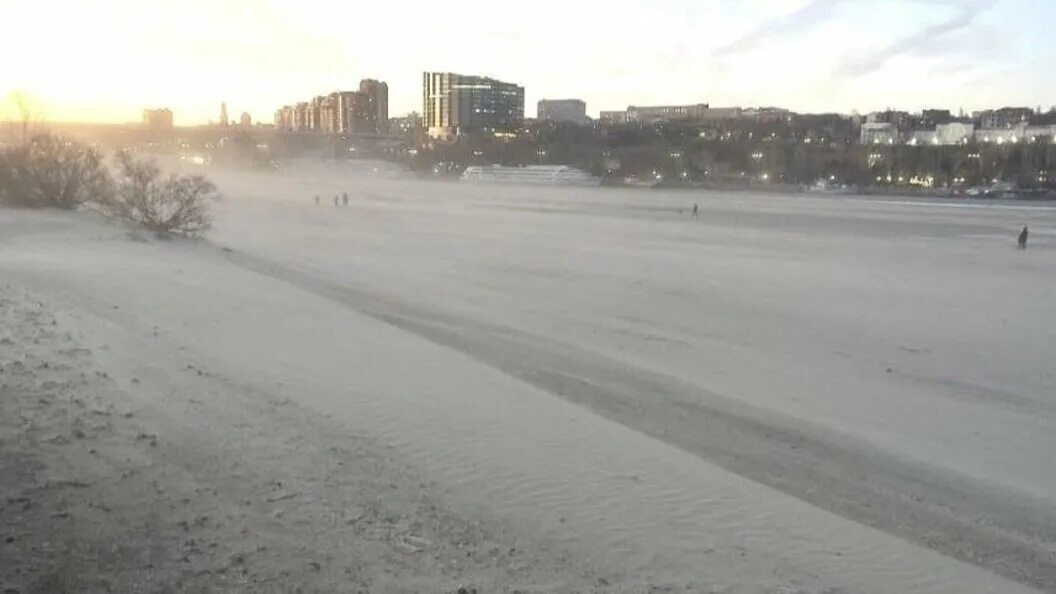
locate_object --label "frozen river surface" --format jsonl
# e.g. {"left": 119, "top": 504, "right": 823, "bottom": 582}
{"left": 4, "top": 162, "right": 1055, "bottom": 592}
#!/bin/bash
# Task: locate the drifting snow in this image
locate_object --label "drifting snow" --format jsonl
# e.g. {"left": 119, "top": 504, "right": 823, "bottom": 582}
{"left": 2, "top": 160, "right": 1054, "bottom": 592}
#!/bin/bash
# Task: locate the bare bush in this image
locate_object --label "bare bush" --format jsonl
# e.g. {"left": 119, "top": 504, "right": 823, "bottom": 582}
{"left": 0, "top": 135, "right": 112, "bottom": 209}
{"left": 102, "top": 152, "right": 219, "bottom": 236}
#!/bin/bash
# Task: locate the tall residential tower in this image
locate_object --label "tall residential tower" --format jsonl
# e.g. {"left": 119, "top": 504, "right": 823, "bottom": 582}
{"left": 423, "top": 72, "right": 524, "bottom": 139}
{"left": 359, "top": 79, "right": 389, "bottom": 132}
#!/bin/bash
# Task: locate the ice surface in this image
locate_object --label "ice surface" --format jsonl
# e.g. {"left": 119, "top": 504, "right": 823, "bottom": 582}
{"left": 2, "top": 160, "right": 1054, "bottom": 592}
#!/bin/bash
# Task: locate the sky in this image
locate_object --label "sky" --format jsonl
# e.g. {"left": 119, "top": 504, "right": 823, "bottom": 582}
{"left": 2, "top": 0, "right": 1054, "bottom": 125}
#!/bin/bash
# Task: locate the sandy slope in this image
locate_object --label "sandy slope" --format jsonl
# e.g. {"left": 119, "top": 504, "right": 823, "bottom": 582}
{"left": 0, "top": 229, "right": 599, "bottom": 592}
{"left": 2, "top": 163, "right": 1055, "bottom": 592}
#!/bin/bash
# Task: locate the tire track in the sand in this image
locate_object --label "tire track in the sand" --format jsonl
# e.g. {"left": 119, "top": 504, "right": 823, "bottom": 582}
{"left": 220, "top": 248, "right": 1056, "bottom": 592}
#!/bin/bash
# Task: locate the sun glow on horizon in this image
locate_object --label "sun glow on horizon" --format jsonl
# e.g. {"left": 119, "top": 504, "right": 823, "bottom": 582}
{"left": 3, "top": 0, "right": 1054, "bottom": 125}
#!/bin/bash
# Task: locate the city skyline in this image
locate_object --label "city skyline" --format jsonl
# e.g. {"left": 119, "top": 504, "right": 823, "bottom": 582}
{"left": 2, "top": 0, "right": 1055, "bottom": 125}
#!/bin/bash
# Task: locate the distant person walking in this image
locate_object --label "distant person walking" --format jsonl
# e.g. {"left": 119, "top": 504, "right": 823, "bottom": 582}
{"left": 334, "top": 193, "right": 340, "bottom": 207}
{"left": 342, "top": 192, "right": 349, "bottom": 207}
{"left": 1018, "top": 226, "right": 1029, "bottom": 249}
{"left": 692, "top": 203, "right": 699, "bottom": 217}
{"left": 314, "top": 195, "right": 320, "bottom": 206}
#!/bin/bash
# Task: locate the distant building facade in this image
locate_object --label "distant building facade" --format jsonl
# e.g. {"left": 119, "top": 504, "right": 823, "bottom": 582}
{"left": 699, "top": 107, "right": 743, "bottom": 121}
{"left": 274, "top": 79, "right": 389, "bottom": 134}
{"left": 973, "top": 123, "right": 1056, "bottom": 144}
{"left": 294, "top": 102, "right": 309, "bottom": 131}
{"left": 1026, "top": 125, "right": 1056, "bottom": 142}
{"left": 866, "top": 110, "right": 911, "bottom": 132}
{"left": 742, "top": 107, "right": 790, "bottom": 122}
{"left": 975, "top": 107, "right": 1033, "bottom": 129}
{"left": 537, "top": 99, "right": 588, "bottom": 125}
{"left": 935, "top": 122, "right": 974, "bottom": 145}
{"left": 919, "top": 109, "right": 954, "bottom": 128}
{"left": 142, "top": 108, "right": 173, "bottom": 129}
{"left": 423, "top": 72, "right": 525, "bottom": 139}
{"left": 627, "top": 103, "right": 710, "bottom": 122}
{"left": 908, "top": 130, "right": 937, "bottom": 145}
{"left": 359, "top": 79, "right": 389, "bottom": 131}
{"left": 861, "top": 122, "right": 899, "bottom": 145}
{"left": 240, "top": 112, "right": 252, "bottom": 128}
{"left": 599, "top": 104, "right": 752, "bottom": 124}
{"left": 220, "top": 102, "right": 229, "bottom": 127}
{"left": 388, "top": 112, "right": 422, "bottom": 133}
{"left": 274, "top": 108, "right": 289, "bottom": 130}
{"left": 599, "top": 110, "right": 630, "bottom": 124}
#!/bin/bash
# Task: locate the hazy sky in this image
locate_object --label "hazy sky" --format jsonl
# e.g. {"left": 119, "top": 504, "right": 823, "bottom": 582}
{"left": 2, "top": 0, "right": 1054, "bottom": 124}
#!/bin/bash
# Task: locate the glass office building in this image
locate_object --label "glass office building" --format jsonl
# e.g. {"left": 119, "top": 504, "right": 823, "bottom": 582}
{"left": 423, "top": 72, "right": 525, "bottom": 139}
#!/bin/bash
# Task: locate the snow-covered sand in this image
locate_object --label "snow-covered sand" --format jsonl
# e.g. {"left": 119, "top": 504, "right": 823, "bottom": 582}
{"left": 3, "top": 161, "right": 1055, "bottom": 592}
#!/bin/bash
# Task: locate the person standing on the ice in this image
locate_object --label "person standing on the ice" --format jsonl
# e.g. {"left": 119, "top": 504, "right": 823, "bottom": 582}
{"left": 1018, "top": 226, "right": 1029, "bottom": 249}
{"left": 314, "top": 195, "right": 320, "bottom": 206}
{"left": 342, "top": 192, "right": 349, "bottom": 207}
{"left": 692, "top": 203, "right": 699, "bottom": 217}
{"left": 334, "top": 193, "right": 339, "bottom": 207}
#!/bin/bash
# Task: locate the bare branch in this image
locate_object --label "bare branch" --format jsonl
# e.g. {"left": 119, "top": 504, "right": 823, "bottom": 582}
{"left": 0, "top": 134, "right": 111, "bottom": 209}
{"left": 100, "top": 153, "right": 219, "bottom": 236}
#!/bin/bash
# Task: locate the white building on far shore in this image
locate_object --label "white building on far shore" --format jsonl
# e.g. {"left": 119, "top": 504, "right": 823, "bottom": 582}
{"left": 861, "top": 122, "right": 898, "bottom": 145}
{"left": 936, "top": 122, "right": 974, "bottom": 145}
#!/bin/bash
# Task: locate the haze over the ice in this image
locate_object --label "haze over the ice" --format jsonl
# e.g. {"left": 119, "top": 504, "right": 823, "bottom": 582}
{"left": 4, "top": 161, "right": 1054, "bottom": 592}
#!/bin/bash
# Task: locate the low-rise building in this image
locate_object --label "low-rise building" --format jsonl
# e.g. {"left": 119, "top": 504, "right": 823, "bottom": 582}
{"left": 908, "top": 130, "right": 937, "bottom": 145}
{"left": 976, "top": 107, "right": 1033, "bottom": 129}
{"left": 975, "top": 126, "right": 1025, "bottom": 144}
{"left": 861, "top": 122, "right": 898, "bottom": 145}
{"left": 699, "top": 107, "right": 743, "bottom": 121}
{"left": 1025, "top": 125, "right": 1056, "bottom": 142}
{"left": 867, "top": 110, "right": 912, "bottom": 130}
{"left": 935, "top": 122, "right": 974, "bottom": 145}
{"left": 599, "top": 110, "right": 630, "bottom": 124}
{"left": 601, "top": 103, "right": 741, "bottom": 124}
{"left": 976, "top": 124, "right": 1056, "bottom": 144}
{"left": 388, "top": 112, "right": 422, "bottom": 133}
{"left": 537, "top": 99, "right": 588, "bottom": 125}
{"left": 627, "top": 103, "right": 710, "bottom": 122}
{"left": 742, "top": 107, "right": 790, "bottom": 122}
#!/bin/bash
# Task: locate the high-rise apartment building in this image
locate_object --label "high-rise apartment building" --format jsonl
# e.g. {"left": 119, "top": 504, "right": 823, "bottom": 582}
{"left": 220, "top": 102, "right": 229, "bottom": 127}
{"left": 359, "top": 79, "right": 389, "bottom": 131}
{"left": 319, "top": 95, "right": 337, "bottom": 133}
{"left": 294, "top": 102, "right": 309, "bottom": 131}
{"left": 423, "top": 72, "right": 525, "bottom": 139}
{"left": 309, "top": 96, "right": 324, "bottom": 132}
{"left": 274, "top": 78, "right": 389, "bottom": 134}
{"left": 330, "top": 91, "right": 377, "bottom": 134}
{"left": 537, "top": 99, "right": 588, "bottom": 125}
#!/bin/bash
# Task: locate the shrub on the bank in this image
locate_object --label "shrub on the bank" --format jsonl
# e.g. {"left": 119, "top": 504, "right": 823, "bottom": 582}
{"left": 101, "top": 152, "right": 219, "bottom": 237}
{"left": 0, "top": 135, "right": 112, "bottom": 209}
